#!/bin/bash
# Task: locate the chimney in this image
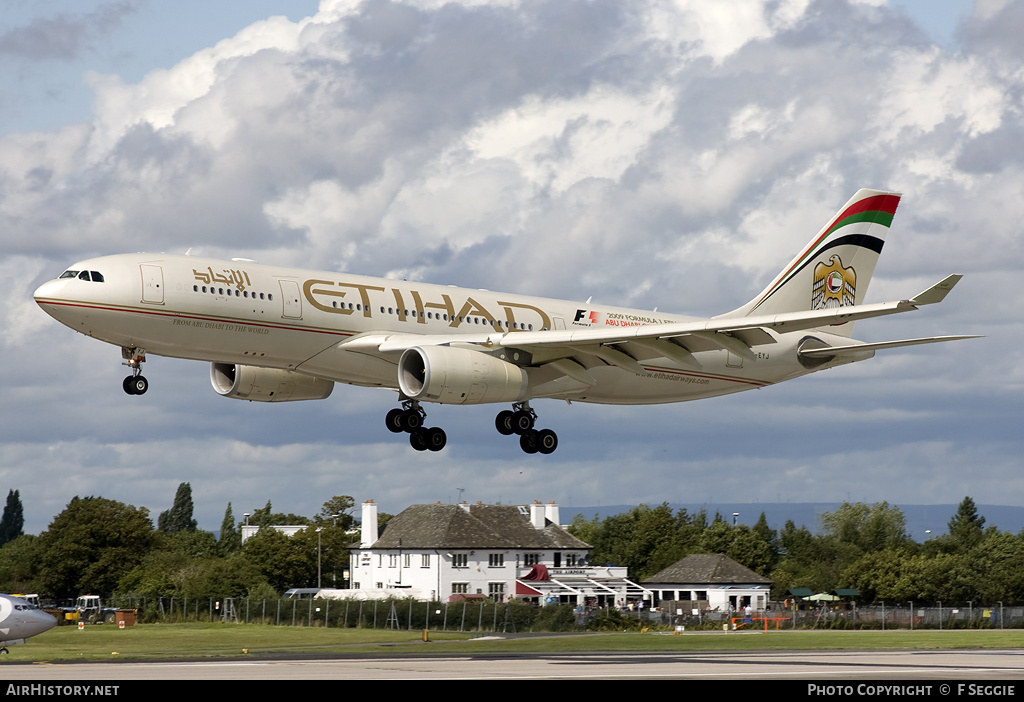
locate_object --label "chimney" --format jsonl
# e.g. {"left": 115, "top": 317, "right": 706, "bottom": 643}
{"left": 361, "top": 500, "right": 379, "bottom": 547}
{"left": 545, "top": 501, "right": 560, "bottom": 527}
{"left": 530, "top": 500, "right": 545, "bottom": 529}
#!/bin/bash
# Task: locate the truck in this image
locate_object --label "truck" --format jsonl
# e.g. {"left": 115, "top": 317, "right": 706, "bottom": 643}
{"left": 59, "top": 595, "right": 119, "bottom": 624}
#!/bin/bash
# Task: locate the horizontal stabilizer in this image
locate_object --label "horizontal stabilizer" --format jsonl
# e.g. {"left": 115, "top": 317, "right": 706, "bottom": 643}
{"left": 799, "top": 335, "right": 981, "bottom": 358}
{"left": 910, "top": 274, "right": 963, "bottom": 305}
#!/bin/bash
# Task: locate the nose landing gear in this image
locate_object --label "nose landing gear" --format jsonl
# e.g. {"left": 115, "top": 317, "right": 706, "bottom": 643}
{"left": 122, "top": 347, "right": 149, "bottom": 395}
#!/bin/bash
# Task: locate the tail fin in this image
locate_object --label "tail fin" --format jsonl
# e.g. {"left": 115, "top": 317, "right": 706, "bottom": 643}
{"left": 721, "top": 189, "right": 901, "bottom": 337}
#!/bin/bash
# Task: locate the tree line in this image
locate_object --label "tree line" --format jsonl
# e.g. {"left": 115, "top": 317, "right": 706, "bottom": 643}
{"left": 568, "top": 497, "right": 1024, "bottom": 604}
{"left": 0, "top": 487, "right": 1021, "bottom": 605}
{"left": 0, "top": 484, "right": 379, "bottom": 602}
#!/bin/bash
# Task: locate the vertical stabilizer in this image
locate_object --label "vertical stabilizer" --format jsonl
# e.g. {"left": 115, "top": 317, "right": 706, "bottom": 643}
{"left": 720, "top": 189, "right": 901, "bottom": 337}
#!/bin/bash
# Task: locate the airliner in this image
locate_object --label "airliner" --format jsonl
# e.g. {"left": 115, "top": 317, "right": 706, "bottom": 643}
{"left": 0, "top": 594, "right": 57, "bottom": 653}
{"left": 34, "top": 189, "right": 975, "bottom": 454}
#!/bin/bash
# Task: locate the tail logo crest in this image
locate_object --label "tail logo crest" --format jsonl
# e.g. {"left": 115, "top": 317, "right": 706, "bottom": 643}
{"left": 812, "top": 255, "right": 856, "bottom": 309}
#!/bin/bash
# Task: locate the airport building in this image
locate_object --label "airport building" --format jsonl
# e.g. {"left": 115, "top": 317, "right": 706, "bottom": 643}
{"left": 642, "top": 553, "right": 772, "bottom": 612}
{"left": 349, "top": 499, "right": 651, "bottom": 606}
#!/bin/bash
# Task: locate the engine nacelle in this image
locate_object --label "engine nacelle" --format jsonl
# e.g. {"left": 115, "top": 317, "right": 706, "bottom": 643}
{"left": 398, "top": 346, "right": 528, "bottom": 405}
{"left": 210, "top": 363, "right": 334, "bottom": 402}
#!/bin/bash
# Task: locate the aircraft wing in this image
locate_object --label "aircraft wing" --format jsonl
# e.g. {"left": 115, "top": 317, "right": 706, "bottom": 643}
{"left": 336, "top": 275, "right": 967, "bottom": 374}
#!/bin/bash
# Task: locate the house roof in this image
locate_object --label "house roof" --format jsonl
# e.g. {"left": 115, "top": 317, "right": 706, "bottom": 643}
{"left": 365, "top": 503, "right": 590, "bottom": 550}
{"left": 643, "top": 554, "right": 772, "bottom": 585}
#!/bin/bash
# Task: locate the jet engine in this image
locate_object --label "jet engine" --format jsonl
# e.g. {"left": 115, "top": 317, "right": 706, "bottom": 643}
{"left": 398, "top": 346, "right": 528, "bottom": 405}
{"left": 210, "top": 363, "right": 334, "bottom": 402}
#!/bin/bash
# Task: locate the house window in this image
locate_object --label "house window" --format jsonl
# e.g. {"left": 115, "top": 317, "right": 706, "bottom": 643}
{"left": 489, "top": 583, "right": 505, "bottom": 602}
{"left": 488, "top": 553, "right": 504, "bottom": 567}
{"left": 566, "top": 553, "right": 578, "bottom": 566}
{"left": 452, "top": 583, "right": 468, "bottom": 594}
{"left": 523, "top": 553, "right": 541, "bottom": 566}
{"left": 421, "top": 554, "right": 430, "bottom": 568}
{"left": 452, "top": 553, "right": 468, "bottom": 568}
{"left": 404, "top": 554, "right": 411, "bottom": 568}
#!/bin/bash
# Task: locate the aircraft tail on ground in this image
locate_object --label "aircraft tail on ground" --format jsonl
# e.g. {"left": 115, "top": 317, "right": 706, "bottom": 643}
{"left": 722, "top": 189, "right": 901, "bottom": 337}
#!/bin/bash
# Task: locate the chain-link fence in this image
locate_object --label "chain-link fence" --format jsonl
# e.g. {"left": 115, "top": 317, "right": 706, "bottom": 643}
{"left": 641, "top": 603, "right": 1023, "bottom": 630}
{"left": 85, "top": 595, "right": 1024, "bottom": 631}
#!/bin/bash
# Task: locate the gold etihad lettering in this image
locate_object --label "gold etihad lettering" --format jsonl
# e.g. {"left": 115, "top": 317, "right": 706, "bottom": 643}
{"left": 302, "top": 279, "right": 384, "bottom": 317}
{"left": 301, "top": 278, "right": 552, "bottom": 331}
{"left": 411, "top": 290, "right": 454, "bottom": 326}
{"left": 194, "top": 267, "right": 252, "bottom": 291}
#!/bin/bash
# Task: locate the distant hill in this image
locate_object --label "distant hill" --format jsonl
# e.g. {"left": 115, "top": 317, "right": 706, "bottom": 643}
{"left": 563, "top": 503, "right": 1024, "bottom": 542}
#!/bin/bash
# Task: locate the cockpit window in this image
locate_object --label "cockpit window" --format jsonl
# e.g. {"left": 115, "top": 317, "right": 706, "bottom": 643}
{"left": 70, "top": 270, "right": 105, "bottom": 282}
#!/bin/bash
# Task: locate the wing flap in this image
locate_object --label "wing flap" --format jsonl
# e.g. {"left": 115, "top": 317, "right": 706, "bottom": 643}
{"left": 799, "top": 335, "right": 981, "bottom": 358}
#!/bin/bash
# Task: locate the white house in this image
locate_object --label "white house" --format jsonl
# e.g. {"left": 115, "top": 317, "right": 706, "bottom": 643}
{"left": 349, "top": 499, "right": 649, "bottom": 606}
{"left": 642, "top": 553, "right": 773, "bottom": 612}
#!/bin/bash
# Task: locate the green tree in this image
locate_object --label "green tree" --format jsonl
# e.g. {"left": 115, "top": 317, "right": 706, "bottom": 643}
{"left": 947, "top": 496, "right": 986, "bottom": 553}
{"left": 821, "top": 501, "right": 911, "bottom": 553}
{"left": 0, "top": 534, "right": 39, "bottom": 593}
{"left": 35, "top": 496, "right": 157, "bottom": 599}
{"left": 219, "top": 502, "right": 241, "bottom": 554}
{"left": 249, "top": 500, "right": 310, "bottom": 528}
{"left": 316, "top": 495, "right": 356, "bottom": 530}
{"left": 0, "top": 489, "right": 24, "bottom": 546}
{"left": 157, "top": 482, "right": 198, "bottom": 534}
{"left": 242, "top": 527, "right": 316, "bottom": 592}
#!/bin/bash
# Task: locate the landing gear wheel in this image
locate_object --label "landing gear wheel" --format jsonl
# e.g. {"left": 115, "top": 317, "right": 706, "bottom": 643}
{"left": 410, "top": 429, "right": 428, "bottom": 451}
{"left": 385, "top": 408, "right": 406, "bottom": 433}
{"left": 520, "top": 430, "right": 539, "bottom": 454}
{"left": 402, "top": 408, "right": 423, "bottom": 431}
{"left": 425, "top": 427, "right": 447, "bottom": 452}
{"left": 536, "top": 428, "right": 558, "bottom": 455}
{"left": 512, "top": 410, "right": 534, "bottom": 434}
{"left": 495, "top": 410, "right": 515, "bottom": 436}
{"left": 124, "top": 375, "right": 148, "bottom": 395}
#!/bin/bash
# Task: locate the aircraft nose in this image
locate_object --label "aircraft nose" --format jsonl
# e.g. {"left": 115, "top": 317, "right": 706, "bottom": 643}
{"left": 26, "top": 610, "right": 58, "bottom": 636}
{"left": 33, "top": 278, "right": 62, "bottom": 305}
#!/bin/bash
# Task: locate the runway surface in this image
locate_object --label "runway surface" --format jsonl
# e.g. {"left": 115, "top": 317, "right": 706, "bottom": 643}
{"left": 5, "top": 649, "right": 1024, "bottom": 680}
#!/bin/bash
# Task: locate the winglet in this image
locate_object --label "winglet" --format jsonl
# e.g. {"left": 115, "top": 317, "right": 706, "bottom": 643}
{"left": 911, "top": 274, "right": 963, "bottom": 306}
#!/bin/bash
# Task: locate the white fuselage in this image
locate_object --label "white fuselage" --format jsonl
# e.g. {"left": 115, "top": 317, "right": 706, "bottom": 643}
{"left": 34, "top": 253, "right": 848, "bottom": 405}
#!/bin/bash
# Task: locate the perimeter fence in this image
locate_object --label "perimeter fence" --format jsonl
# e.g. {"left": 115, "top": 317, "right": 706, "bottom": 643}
{"left": 643, "top": 603, "right": 1023, "bottom": 630}
{"left": 72, "top": 595, "right": 1024, "bottom": 632}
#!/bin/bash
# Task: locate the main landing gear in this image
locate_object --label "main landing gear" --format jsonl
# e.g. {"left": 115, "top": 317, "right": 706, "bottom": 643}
{"left": 495, "top": 402, "right": 558, "bottom": 454}
{"left": 121, "top": 347, "right": 149, "bottom": 396}
{"left": 386, "top": 400, "right": 447, "bottom": 452}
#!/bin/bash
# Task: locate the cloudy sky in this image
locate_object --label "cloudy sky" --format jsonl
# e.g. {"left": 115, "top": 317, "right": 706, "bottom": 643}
{"left": 3, "top": 0, "right": 1017, "bottom": 536}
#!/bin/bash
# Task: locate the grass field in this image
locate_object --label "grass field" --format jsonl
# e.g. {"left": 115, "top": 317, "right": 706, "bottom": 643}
{"left": 2, "top": 624, "right": 1024, "bottom": 662}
